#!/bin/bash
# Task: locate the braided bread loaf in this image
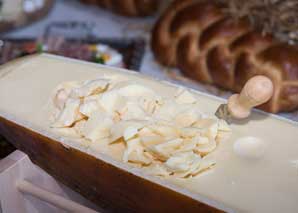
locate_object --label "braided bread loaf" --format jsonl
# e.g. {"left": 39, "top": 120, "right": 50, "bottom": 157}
{"left": 151, "top": 0, "right": 298, "bottom": 113}
{"left": 80, "top": 0, "right": 158, "bottom": 17}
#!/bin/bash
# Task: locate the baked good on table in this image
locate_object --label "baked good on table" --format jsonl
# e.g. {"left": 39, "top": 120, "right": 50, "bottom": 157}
{"left": 0, "top": 0, "right": 54, "bottom": 33}
{"left": 80, "top": 0, "right": 159, "bottom": 17}
{"left": 151, "top": 0, "right": 298, "bottom": 113}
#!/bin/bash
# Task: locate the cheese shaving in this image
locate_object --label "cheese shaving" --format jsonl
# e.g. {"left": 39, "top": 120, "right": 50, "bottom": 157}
{"left": 50, "top": 78, "right": 231, "bottom": 179}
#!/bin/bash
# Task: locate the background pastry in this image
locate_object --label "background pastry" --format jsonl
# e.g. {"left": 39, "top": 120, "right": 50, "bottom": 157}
{"left": 80, "top": 0, "right": 159, "bottom": 17}
{"left": 151, "top": 0, "right": 298, "bottom": 113}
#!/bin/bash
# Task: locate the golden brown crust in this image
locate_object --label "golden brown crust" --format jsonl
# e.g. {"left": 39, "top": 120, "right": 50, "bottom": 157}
{"left": 80, "top": 0, "right": 158, "bottom": 17}
{"left": 0, "top": 115, "right": 225, "bottom": 213}
{"left": 151, "top": 0, "right": 298, "bottom": 113}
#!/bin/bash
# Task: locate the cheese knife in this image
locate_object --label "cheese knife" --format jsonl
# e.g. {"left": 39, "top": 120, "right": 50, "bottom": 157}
{"left": 215, "top": 75, "right": 274, "bottom": 122}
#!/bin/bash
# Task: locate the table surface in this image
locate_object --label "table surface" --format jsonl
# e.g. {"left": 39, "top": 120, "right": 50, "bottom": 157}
{"left": 2, "top": 0, "right": 298, "bottom": 122}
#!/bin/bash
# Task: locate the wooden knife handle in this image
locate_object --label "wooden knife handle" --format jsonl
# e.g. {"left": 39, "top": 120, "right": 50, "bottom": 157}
{"left": 227, "top": 75, "right": 274, "bottom": 119}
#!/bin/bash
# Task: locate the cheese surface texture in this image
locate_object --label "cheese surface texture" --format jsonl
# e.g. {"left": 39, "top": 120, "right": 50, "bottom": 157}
{"left": 0, "top": 54, "right": 297, "bottom": 213}
{"left": 49, "top": 77, "right": 231, "bottom": 178}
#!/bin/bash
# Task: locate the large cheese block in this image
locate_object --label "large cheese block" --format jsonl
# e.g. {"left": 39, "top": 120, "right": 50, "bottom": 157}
{"left": 0, "top": 54, "right": 297, "bottom": 213}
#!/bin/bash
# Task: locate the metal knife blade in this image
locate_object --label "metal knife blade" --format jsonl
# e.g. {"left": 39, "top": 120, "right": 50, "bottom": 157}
{"left": 215, "top": 104, "right": 232, "bottom": 123}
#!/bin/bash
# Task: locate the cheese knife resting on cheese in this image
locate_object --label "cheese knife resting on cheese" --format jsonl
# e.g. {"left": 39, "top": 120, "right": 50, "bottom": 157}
{"left": 0, "top": 54, "right": 297, "bottom": 213}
